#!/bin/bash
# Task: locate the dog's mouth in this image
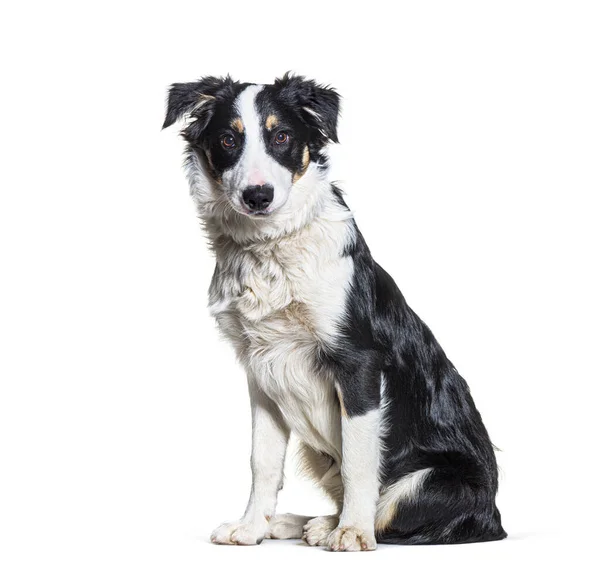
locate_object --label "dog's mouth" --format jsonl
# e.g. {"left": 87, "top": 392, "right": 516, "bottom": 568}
{"left": 246, "top": 212, "right": 272, "bottom": 218}
{"left": 226, "top": 193, "right": 277, "bottom": 219}
{"left": 242, "top": 208, "right": 272, "bottom": 218}
{"left": 235, "top": 202, "right": 274, "bottom": 218}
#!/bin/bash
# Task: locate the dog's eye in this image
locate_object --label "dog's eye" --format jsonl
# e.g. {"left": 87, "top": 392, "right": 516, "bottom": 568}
{"left": 221, "top": 134, "right": 236, "bottom": 149}
{"left": 274, "top": 131, "right": 289, "bottom": 145}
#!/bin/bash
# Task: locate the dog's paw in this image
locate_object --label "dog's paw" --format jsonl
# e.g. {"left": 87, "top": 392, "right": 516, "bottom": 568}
{"left": 302, "top": 515, "right": 339, "bottom": 546}
{"left": 210, "top": 519, "right": 267, "bottom": 545}
{"left": 267, "top": 513, "right": 311, "bottom": 540}
{"left": 326, "top": 525, "right": 377, "bottom": 552}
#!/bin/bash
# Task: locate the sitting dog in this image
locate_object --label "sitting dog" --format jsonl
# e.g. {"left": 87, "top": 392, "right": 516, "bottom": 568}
{"left": 163, "top": 74, "right": 506, "bottom": 551}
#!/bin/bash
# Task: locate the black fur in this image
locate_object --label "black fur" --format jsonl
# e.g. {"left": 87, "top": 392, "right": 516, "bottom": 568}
{"left": 162, "top": 75, "right": 242, "bottom": 131}
{"left": 163, "top": 74, "right": 340, "bottom": 179}
{"left": 254, "top": 74, "right": 340, "bottom": 175}
{"left": 163, "top": 76, "right": 250, "bottom": 177}
{"left": 324, "top": 186, "right": 506, "bottom": 544}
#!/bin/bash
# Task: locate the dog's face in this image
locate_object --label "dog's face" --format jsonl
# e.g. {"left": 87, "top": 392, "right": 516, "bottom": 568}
{"left": 163, "top": 74, "right": 340, "bottom": 218}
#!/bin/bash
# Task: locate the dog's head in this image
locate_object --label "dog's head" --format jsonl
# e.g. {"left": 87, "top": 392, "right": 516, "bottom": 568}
{"left": 163, "top": 74, "right": 340, "bottom": 220}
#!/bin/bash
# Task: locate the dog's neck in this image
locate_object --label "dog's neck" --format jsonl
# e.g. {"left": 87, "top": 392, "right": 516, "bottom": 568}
{"left": 204, "top": 169, "right": 356, "bottom": 326}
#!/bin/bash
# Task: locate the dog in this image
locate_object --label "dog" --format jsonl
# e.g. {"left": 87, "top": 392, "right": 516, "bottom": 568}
{"left": 163, "top": 73, "right": 506, "bottom": 551}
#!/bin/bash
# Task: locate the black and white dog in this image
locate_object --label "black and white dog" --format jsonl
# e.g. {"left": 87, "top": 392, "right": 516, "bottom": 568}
{"left": 163, "top": 74, "right": 506, "bottom": 551}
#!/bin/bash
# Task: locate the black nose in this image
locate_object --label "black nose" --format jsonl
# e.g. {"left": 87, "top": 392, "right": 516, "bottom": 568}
{"left": 242, "top": 184, "right": 274, "bottom": 212}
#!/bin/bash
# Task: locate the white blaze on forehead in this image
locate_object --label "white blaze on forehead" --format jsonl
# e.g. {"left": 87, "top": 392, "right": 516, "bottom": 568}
{"left": 236, "top": 85, "right": 266, "bottom": 185}
{"left": 236, "top": 85, "right": 264, "bottom": 144}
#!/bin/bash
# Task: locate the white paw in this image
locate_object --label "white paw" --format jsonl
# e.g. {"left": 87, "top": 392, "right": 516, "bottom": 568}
{"left": 302, "top": 515, "right": 339, "bottom": 546}
{"left": 326, "top": 525, "right": 377, "bottom": 552}
{"left": 267, "top": 513, "right": 310, "bottom": 540}
{"left": 210, "top": 519, "right": 267, "bottom": 545}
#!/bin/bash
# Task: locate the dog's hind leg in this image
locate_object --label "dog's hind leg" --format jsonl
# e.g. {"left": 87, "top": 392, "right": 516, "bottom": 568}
{"left": 376, "top": 465, "right": 507, "bottom": 545}
{"left": 266, "top": 513, "right": 313, "bottom": 539}
{"left": 296, "top": 443, "right": 344, "bottom": 510}
{"left": 266, "top": 443, "right": 344, "bottom": 541}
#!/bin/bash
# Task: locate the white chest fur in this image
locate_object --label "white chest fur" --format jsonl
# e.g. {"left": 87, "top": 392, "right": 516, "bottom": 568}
{"left": 208, "top": 215, "right": 355, "bottom": 459}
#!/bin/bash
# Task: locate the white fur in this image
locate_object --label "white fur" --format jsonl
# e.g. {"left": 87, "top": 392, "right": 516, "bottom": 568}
{"left": 267, "top": 513, "right": 312, "bottom": 540}
{"left": 375, "top": 468, "right": 433, "bottom": 532}
{"left": 187, "top": 148, "right": 351, "bottom": 245}
{"left": 331, "top": 407, "right": 382, "bottom": 551}
{"left": 302, "top": 515, "right": 338, "bottom": 546}
{"left": 207, "top": 183, "right": 355, "bottom": 461}
{"left": 211, "top": 376, "right": 289, "bottom": 545}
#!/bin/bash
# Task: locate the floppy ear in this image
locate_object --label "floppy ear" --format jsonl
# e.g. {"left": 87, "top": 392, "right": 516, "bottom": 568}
{"left": 273, "top": 73, "right": 341, "bottom": 143}
{"left": 162, "top": 76, "right": 234, "bottom": 130}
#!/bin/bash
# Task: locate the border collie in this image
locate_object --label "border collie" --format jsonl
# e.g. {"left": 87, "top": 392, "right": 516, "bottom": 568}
{"left": 163, "top": 74, "right": 506, "bottom": 551}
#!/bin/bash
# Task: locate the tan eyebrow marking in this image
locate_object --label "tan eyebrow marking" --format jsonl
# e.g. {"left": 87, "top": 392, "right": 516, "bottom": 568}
{"left": 231, "top": 118, "right": 244, "bottom": 133}
{"left": 265, "top": 114, "right": 279, "bottom": 130}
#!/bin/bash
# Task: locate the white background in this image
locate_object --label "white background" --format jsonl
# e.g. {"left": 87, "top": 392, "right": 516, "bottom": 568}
{"left": 1, "top": 1, "right": 599, "bottom": 586}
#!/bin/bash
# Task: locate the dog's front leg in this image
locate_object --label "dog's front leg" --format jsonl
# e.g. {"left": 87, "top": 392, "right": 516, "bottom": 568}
{"left": 326, "top": 377, "right": 381, "bottom": 552}
{"left": 211, "top": 376, "right": 289, "bottom": 545}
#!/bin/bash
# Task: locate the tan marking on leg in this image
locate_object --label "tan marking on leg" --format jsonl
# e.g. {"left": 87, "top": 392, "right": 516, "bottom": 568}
{"left": 265, "top": 114, "right": 279, "bottom": 130}
{"left": 231, "top": 117, "right": 244, "bottom": 133}
{"left": 293, "top": 146, "right": 311, "bottom": 183}
{"left": 374, "top": 496, "right": 396, "bottom": 533}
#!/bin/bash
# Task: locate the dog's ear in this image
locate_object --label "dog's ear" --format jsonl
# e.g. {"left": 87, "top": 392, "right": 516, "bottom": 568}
{"left": 162, "top": 76, "right": 234, "bottom": 130}
{"left": 273, "top": 73, "right": 341, "bottom": 143}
